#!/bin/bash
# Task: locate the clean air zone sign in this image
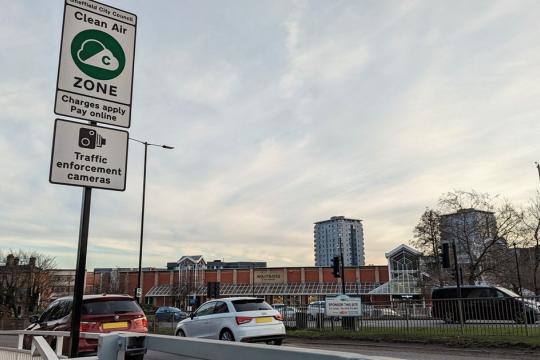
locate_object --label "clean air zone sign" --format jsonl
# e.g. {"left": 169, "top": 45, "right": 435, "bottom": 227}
{"left": 55, "top": 0, "right": 136, "bottom": 128}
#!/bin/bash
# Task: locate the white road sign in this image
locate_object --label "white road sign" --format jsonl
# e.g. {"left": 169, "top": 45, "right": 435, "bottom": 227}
{"left": 55, "top": 0, "right": 136, "bottom": 128}
{"left": 326, "top": 295, "right": 362, "bottom": 317}
{"left": 50, "top": 119, "right": 128, "bottom": 191}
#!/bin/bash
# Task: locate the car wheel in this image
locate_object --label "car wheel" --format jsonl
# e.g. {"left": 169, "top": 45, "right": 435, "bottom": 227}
{"left": 125, "top": 355, "right": 144, "bottom": 360}
{"left": 219, "top": 329, "right": 235, "bottom": 341}
{"left": 50, "top": 339, "right": 57, "bottom": 354}
{"left": 515, "top": 312, "right": 533, "bottom": 324}
{"left": 266, "top": 339, "right": 283, "bottom": 346}
{"left": 443, "top": 312, "right": 455, "bottom": 324}
{"left": 176, "top": 329, "right": 186, "bottom": 337}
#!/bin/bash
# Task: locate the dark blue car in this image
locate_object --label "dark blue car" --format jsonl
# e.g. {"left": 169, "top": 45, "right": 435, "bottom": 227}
{"left": 155, "top": 307, "right": 188, "bottom": 322}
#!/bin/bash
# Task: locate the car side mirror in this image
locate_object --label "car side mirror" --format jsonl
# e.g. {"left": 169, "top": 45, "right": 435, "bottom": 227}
{"left": 29, "top": 315, "right": 39, "bottom": 324}
{"left": 190, "top": 313, "right": 195, "bottom": 320}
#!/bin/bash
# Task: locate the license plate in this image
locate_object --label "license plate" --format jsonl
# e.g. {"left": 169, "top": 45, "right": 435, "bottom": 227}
{"left": 102, "top": 321, "right": 128, "bottom": 330}
{"left": 255, "top": 317, "right": 272, "bottom": 324}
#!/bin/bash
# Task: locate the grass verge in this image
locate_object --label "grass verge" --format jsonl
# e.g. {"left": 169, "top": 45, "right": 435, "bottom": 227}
{"left": 286, "top": 327, "right": 540, "bottom": 349}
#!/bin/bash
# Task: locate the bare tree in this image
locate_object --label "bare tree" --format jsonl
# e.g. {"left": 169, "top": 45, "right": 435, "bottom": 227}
{"left": 438, "top": 190, "right": 522, "bottom": 285}
{"left": 521, "top": 191, "right": 540, "bottom": 295}
{"left": 0, "top": 250, "right": 56, "bottom": 317}
{"left": 411, "top": 208, "right": 445, "bottom": 286}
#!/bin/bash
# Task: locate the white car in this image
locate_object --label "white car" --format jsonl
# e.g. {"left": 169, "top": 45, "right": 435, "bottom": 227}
{"left": 175, "top": 297, "right": 286, "bottom": 345}
{"left": 272, "top": 304, "right": 298, "bottom": 320}
{"left": 307, "top": 301, "right": 326, "bottom": 319}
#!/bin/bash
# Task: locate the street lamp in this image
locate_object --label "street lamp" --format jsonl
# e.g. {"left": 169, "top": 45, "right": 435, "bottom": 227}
{"left": 130, "top": 137, "right": 174, "bottom": 302}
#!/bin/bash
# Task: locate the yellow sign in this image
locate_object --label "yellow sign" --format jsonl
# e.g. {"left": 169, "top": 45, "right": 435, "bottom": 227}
{"left": 102, "top": 321, "right": 128, "bottom": 330}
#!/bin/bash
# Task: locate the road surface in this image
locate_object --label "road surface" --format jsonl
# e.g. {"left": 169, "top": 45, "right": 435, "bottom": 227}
{"left": 2, "top": 334, "right": 537, "bottom": 359}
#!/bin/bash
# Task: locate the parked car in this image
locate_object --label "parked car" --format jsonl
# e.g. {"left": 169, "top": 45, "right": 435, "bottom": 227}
{"left": 25, "top": 294, "right": 147, "bottom": 355}
{"left": 272, "top": 304, "right": 298, "bottom": 319}
{"left": 155, "top": 307, "right": 188, "bottom": 322}
{"left": 307, "top": 301, "right": 326, "bottom": 319}
{"left": 372, "top": 308, "right": 401, "bottom": 318}
{"left": 432, "top": 285, "right": 540, "bottom": 324}
{"left": 175, "top": 297, "right": 285, "bottom": 345}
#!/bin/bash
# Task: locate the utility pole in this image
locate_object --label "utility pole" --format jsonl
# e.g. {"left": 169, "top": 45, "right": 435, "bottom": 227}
{"left": 513, "top": 243, "right": 523, "bottom": 296}
{"left": 130, "top": 138, "right": 174, "bottom": 302}
{"left": 452, "top": 241, "right": 464, "bottom": 325}
{"left": 339, "top": 238, "right": 346, "bottom": 295}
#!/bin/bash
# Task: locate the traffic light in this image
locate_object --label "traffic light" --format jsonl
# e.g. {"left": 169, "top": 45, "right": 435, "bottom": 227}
{"left": 207, "top": 281, "right": 220, "bottom": 298}
{"left": 331, "top": 256, "right": 341, "bottom": 278}
{"left": 440, "top": 243, "right": 451, "bottom": 268}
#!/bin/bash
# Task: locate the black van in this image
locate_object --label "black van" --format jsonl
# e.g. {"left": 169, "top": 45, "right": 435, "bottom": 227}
{"left": 432, "top": 285, "right": 540, "bottom": 324}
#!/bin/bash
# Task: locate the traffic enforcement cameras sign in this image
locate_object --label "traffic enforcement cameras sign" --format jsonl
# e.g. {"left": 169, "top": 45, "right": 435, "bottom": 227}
{"left": 50, "top": 119, "right": 128, "bottom": 191}
{"left": 55, "top": 0, "right": 136, "bottom": 128}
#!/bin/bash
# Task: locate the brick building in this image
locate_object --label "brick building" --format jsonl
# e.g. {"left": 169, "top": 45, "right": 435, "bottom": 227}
{"left": 86, "top": 265, "right": 390, "bottom": 310}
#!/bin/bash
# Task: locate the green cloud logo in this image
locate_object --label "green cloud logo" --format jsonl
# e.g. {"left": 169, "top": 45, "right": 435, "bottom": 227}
{"left": 77, "top": 39, "right": 120, "bottom": 71}
{"left": 71, "top": 30, "right": 125, "bottom": 80}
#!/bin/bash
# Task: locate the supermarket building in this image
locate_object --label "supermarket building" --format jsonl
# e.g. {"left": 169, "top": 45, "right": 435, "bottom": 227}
{"left": 85, "top": 245, "right": 422, "bottom": 308}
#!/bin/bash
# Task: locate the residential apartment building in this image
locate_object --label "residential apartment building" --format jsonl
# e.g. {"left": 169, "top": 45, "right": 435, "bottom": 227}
{"left": 49, "top": 269, "right": 76, "bottom": 300}
{"left": 440, "top": 208, "right": 498, "bottom": 264}
{"left": 439, "top": 208, "right": 506, "bottom": 284}
{"left": 314, "top": 216, "right": 365, "bottom": 267}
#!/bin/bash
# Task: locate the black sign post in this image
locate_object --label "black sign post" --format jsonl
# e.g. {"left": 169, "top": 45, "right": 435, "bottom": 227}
{"left": 52, "top": 1, "right": 137, "bottom": 355}
{"left": 69, "top": 186, "right": 92, "bottom": 357}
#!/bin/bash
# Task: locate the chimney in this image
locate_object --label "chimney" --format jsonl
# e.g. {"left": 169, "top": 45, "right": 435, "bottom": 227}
{"left": 6, "top": 254, "right": 14, "bottom": 266}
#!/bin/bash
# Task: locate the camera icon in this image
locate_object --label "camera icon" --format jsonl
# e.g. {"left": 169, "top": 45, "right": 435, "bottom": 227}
{"left": 78, "top": 128, "right": 106, "bottom": 149}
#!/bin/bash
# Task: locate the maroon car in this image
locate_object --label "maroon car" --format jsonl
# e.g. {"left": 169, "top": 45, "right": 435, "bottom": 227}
{"left": 26, "top": 294, "right": 147, "bottom": 355}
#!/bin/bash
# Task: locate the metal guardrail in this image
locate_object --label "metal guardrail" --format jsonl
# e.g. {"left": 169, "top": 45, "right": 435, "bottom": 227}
{"left": 0, "top": 331, "right": 403, "bottom": 360}
{"left": 99, "top": 332, "right": 401, "bottom": 360}
{"left": 0, "top": 330, "right": 100, "bottom": 359}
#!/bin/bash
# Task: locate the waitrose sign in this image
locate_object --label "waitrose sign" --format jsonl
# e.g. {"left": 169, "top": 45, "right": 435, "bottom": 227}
{"left": 254, "top": 269, "right": 285, "bottom": 284}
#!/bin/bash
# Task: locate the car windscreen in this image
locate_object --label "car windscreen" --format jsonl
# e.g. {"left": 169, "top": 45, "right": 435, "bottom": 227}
{"left": 82, "top": 299, "right": 141, "bottom": 315}
{"left": 496, "top": 287, "right": 520, "bottom": 297}
{"left": 232, "top": 299, "right": 273, "bottom": 312}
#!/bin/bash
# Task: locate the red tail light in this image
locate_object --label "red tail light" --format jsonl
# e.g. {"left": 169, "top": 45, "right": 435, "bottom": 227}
{"left": 274, "top": 313, "right": 283, "bottom": 321}
{"left": 80, "top": 321, "right": 100, "bottom": 332}
{"left": 235, "top": 316, "right": 253, "bottom": 325}
{"left": 133, "top": 316, "right": 148, "bottom": 331}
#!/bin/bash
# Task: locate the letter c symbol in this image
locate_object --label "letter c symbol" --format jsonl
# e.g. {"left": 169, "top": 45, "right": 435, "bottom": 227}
{"left": 102, "top": 56, "right": 111, "bottom": 65}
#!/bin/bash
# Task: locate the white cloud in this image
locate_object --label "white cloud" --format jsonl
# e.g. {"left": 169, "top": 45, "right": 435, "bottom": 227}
{"left": 2, "top": 0, "right": 540, "bottom": 270}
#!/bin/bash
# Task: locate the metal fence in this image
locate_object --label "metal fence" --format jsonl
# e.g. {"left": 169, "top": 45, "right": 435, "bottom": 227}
{"left": 0, "top": 318, "right": 29, "bottom": 331}
{"left": 277, "top": 296, "right": 540, "bottom": 337}
{"left": 151, "top": 316, "right": 182, "bottom": 335}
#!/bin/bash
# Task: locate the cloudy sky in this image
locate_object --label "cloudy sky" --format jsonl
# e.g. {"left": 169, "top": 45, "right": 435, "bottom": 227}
{"left": 1, "top": 0, "right": 540, "bottom": 270}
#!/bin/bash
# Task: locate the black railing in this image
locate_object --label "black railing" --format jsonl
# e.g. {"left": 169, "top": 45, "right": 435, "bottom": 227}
{"left": 277, "top": 296, "right": 540, "bottom": 336}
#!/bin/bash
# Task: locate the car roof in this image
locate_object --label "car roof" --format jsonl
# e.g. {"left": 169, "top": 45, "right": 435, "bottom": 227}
{"left": 209, "top": 297, "right": 263, "bottom": 302}
{"left": 433, "top": 285, "right": 493, "bottom": 291}
{"left": 54, "top": 294, "right": 135, "bottom": 301}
